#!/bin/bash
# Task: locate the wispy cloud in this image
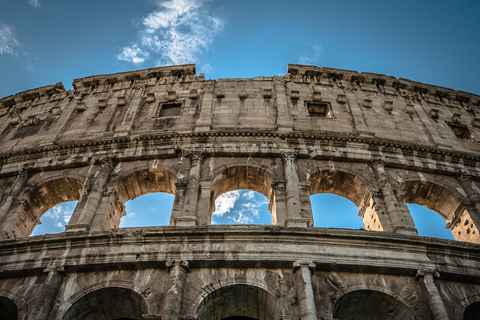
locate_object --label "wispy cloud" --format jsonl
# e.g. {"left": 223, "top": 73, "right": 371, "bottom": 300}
{"left": 299, "top": 44, "right": 322, "bottom": 65}
{"left": 0, "top": 23, "right": 20, "bottom": 55}
{"left": 28, "top": 0, "right": 41, "bottom": 8}
{"left": 213, "top": 191, "right": 240, "bottom": 217}
{"left": 118, "top": 45, "right": 148, "bottom": 64}
{"left": 244, "top": 191, "right": 255, "bottom": 200}
{"left": 118, "top": 0, "right": 224, "bottom": 66}
{"left": 233, "top": 211, "right": 254, "bottom": 224}
{"left": 44, "top": 203, "right": 74, "bottom": 225}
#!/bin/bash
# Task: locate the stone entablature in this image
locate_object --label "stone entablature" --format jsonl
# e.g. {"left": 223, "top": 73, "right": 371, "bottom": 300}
{"left": 2, "top": 64, "right": 480, "bottom": 319}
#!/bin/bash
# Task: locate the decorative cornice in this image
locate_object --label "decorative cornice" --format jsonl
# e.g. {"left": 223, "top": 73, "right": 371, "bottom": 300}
{"left": 1, "top": 131, "right": 480, "bottom": 178}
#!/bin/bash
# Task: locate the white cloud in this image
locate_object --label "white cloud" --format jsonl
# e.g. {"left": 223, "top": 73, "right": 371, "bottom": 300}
{"left": 299, "top": 44, "right": 322, "bottom": 65}
{"left": 44, "top": 203, "right": 74, "bottom": 225}
{"left": 118, "top": 0, "right": 224, "bottom": 66}
{"left": 0, "top": 23, "right": 19, "bottom": 55}
{"left": 213, "top": 191, "right": 240, "bottom": 217}
{"left": 118, "top": 45, "right": 148, "bottom": 64}
{"left": 28, "top": 0, "right": 41, "bottom": 8}
{"left": 244, "top": 191, "right": 255, "bottom": 200}
{"left": 200, "top": 63, "right": 212, "bottom": 74}
{"left": 233, "top": 210, "right": 254, "bottom": 224}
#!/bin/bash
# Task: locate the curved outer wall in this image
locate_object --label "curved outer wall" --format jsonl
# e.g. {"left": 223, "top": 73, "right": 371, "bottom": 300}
{"left": 1, "top": 64, "right": 480, "bottom": 319}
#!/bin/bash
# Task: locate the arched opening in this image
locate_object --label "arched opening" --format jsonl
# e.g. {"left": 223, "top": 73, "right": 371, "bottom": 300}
{"left": 311, "top": 194, "right": 363, "bottom": 229}
{"left": 62, "top": 287, "right": 146, "bottom": 320}
{"left": 31, "top": 200, "right": 78, "bottom": 236}
{"left": 3, "top": 177, "right": 82, "bottom": 238}
{"left": 196, "top": 284, "right": 281, "bottom": 320}
{"left": 212, "top": 190, "right": 271, "bottom": 225}
{"left": 0, "top": 296, "right": 17, "bottom": 320}
{"left": 333, "top": 290, "right": 416, "bottom": 320}
{"left": 408, "top": 204, "right": 454, "bottom": 240}
{"left": 309, "top": 170, "right": 380, "bottom": 231}
{"left": 464, "top": 301, "right": 480, "bottom": 320}
{"left": 402, "top": 181, "right": 479, "bottom": 242}
{"left": 116, "top": 169, "right": 177, "bottom": 228}
{"left": 210, "top": 166, "right": 275, "bottom": 225}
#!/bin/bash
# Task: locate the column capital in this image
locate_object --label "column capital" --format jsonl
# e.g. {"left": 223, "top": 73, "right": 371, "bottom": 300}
{"left": 183, "top": 149, "right": 206, "bottom": 163}
{"left": 368, "top": 157, "right": 387, "bottom": 169}
{"left": 455, "top": 170, "right": 472, "bottom": 183}
{"left": 416, "top": 269, "right": 440, "bottom": 279}
{"left": 281, "top": 151, "right": 297, "bottom": 163}
{"left": 293, "top": 260, "right": 316, "bottom": 271}
{"left": 99, "top": 157, "right": 119, "bottom": 169}
{"left": 166, "top": 259, "right": 189, "bottom": 271}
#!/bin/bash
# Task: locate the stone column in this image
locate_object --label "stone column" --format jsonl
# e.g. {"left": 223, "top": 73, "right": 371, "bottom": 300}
{"left": 282, "top": 152, "right": 308, "bottom": 228}
{"left": 271, "top": 181, "right": 287, "bottom": 226}
{"left": 30, "top": 266, "right": 67, "bottom": 320}
{"left": 416, "top": 269, "right": 449, "bottom": 320}
{"left": 170, "top": 180, "right": 187, "bottom": 226}
{"left": 66, "top": 158, "right": 117, "bottom": 232}
{"left": 175, "top": 151, "right": 205, "bottom": 226}
{"left": 163, "top": 260, "right": 189, "bottom": 320}
{"left": 196, "top": 181, "right": 213, "bottom": 225}
{"left": 0, "top": 169, "right": 31, "bottom": 225}
{"left": 293, "top": 261, "right": 317, "bottom": 320}
{"left": 369, "top": 160, "right": 417, "bottom": 235}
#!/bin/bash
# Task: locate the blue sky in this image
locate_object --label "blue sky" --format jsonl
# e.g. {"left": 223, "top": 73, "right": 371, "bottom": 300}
{"left": 2, "top": 0, "right": 476, "bottom": 239}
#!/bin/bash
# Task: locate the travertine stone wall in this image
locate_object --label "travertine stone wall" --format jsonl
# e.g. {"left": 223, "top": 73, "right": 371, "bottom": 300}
{"left": 1, "top": 64, "right": 480, "bottom": 319}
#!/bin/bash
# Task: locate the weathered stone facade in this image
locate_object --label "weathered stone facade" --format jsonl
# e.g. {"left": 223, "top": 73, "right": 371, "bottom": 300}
{"left": 1, "top": 64, "right": 480, "bottom": 319}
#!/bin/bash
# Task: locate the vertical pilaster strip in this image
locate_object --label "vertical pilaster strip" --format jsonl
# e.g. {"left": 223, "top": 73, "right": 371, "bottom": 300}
{"left": 369, "top": 159, "right": 417, "bottom": 235}
{"left": 274, "top": 78, "right": 294, "bottom": 132}
{"left": 163, "top": 260, "right": 189, "bottom": 320}
{"left": 282, "top": 152, "right": 308, "bottom": 227}
{"left": 416, "top": 269, "right": 449, "bottom": 320}
{"left": 31, "top": 266, "right": 67, "bottom": 320}
{"left": 293, "top": 261, "right": 317, "bottom": 320}
{"left": 66, "top": 158, "right": 117, "bottom": 232}
{"left": 195, "top": 82, "right": 215, "bottom": 132}
{"left": 0, "top": 169, "right": 31, "bottom": 225}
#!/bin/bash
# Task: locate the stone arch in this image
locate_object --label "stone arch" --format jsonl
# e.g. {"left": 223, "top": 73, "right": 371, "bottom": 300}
{"left": 0, "top": 290, "right": 27, "bottom": 320}
{"left": 210, "top": 165, "right": 275, "bottom": 224}
{"left": 196, "top": 284, "right": 282, "bottom": 320}
{"left": 308, "top": 169, "right": 386, "bottom": 231}
{"left": 98, "top": 168, "right": 178, "bottom": 229}
{"left": 209, "top": 160, "right": 278, "bottom": 182}
{"left": 117, "top": 168, "right": 177, "bottom": 203}
{"left": 60, "top": 286, "right": 148, "bottom": 320}
{"left": 2, "top": 176, "right": 83, "bottom": 238}
{"left": 52, "top": 280, "right": 158, "bottom": 320}
{"left": 332, "top": 288, "right": 422, "bottom": 320}
{"left": 454, "top": 293, "right": 480, "bottom": 320}
{"left": 401, "top": 179, "right": 477, "bottom": 242}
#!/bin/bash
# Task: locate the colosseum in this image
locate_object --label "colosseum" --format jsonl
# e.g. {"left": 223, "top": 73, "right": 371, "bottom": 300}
{"left": 1, "top": 63, "right": 480, "bottom": 319}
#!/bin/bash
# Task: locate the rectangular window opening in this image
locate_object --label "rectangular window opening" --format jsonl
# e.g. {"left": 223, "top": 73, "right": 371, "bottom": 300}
{"left": 448, "top": 123, "right": 477, "bottom": 142}
{"left": 159, "top": 103, "right": 182, "bottom": 117}
{"left": 307, "top": 102, "right": 331, "bottom": 118}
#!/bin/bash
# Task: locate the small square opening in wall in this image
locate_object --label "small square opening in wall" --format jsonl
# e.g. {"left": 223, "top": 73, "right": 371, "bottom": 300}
{"left": 159, "top": 103, "right": 182, "bottom": 117}
{"left": 448, "top": 122, "right": 477, "bottom": 142}
{"left": 306, "top": 102, "right": 331, "bottom": 118}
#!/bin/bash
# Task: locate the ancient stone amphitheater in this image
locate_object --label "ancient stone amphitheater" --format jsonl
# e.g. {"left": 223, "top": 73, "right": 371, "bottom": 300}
{"left": 1, "top": 64, "right": 480, "bottom": 319}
